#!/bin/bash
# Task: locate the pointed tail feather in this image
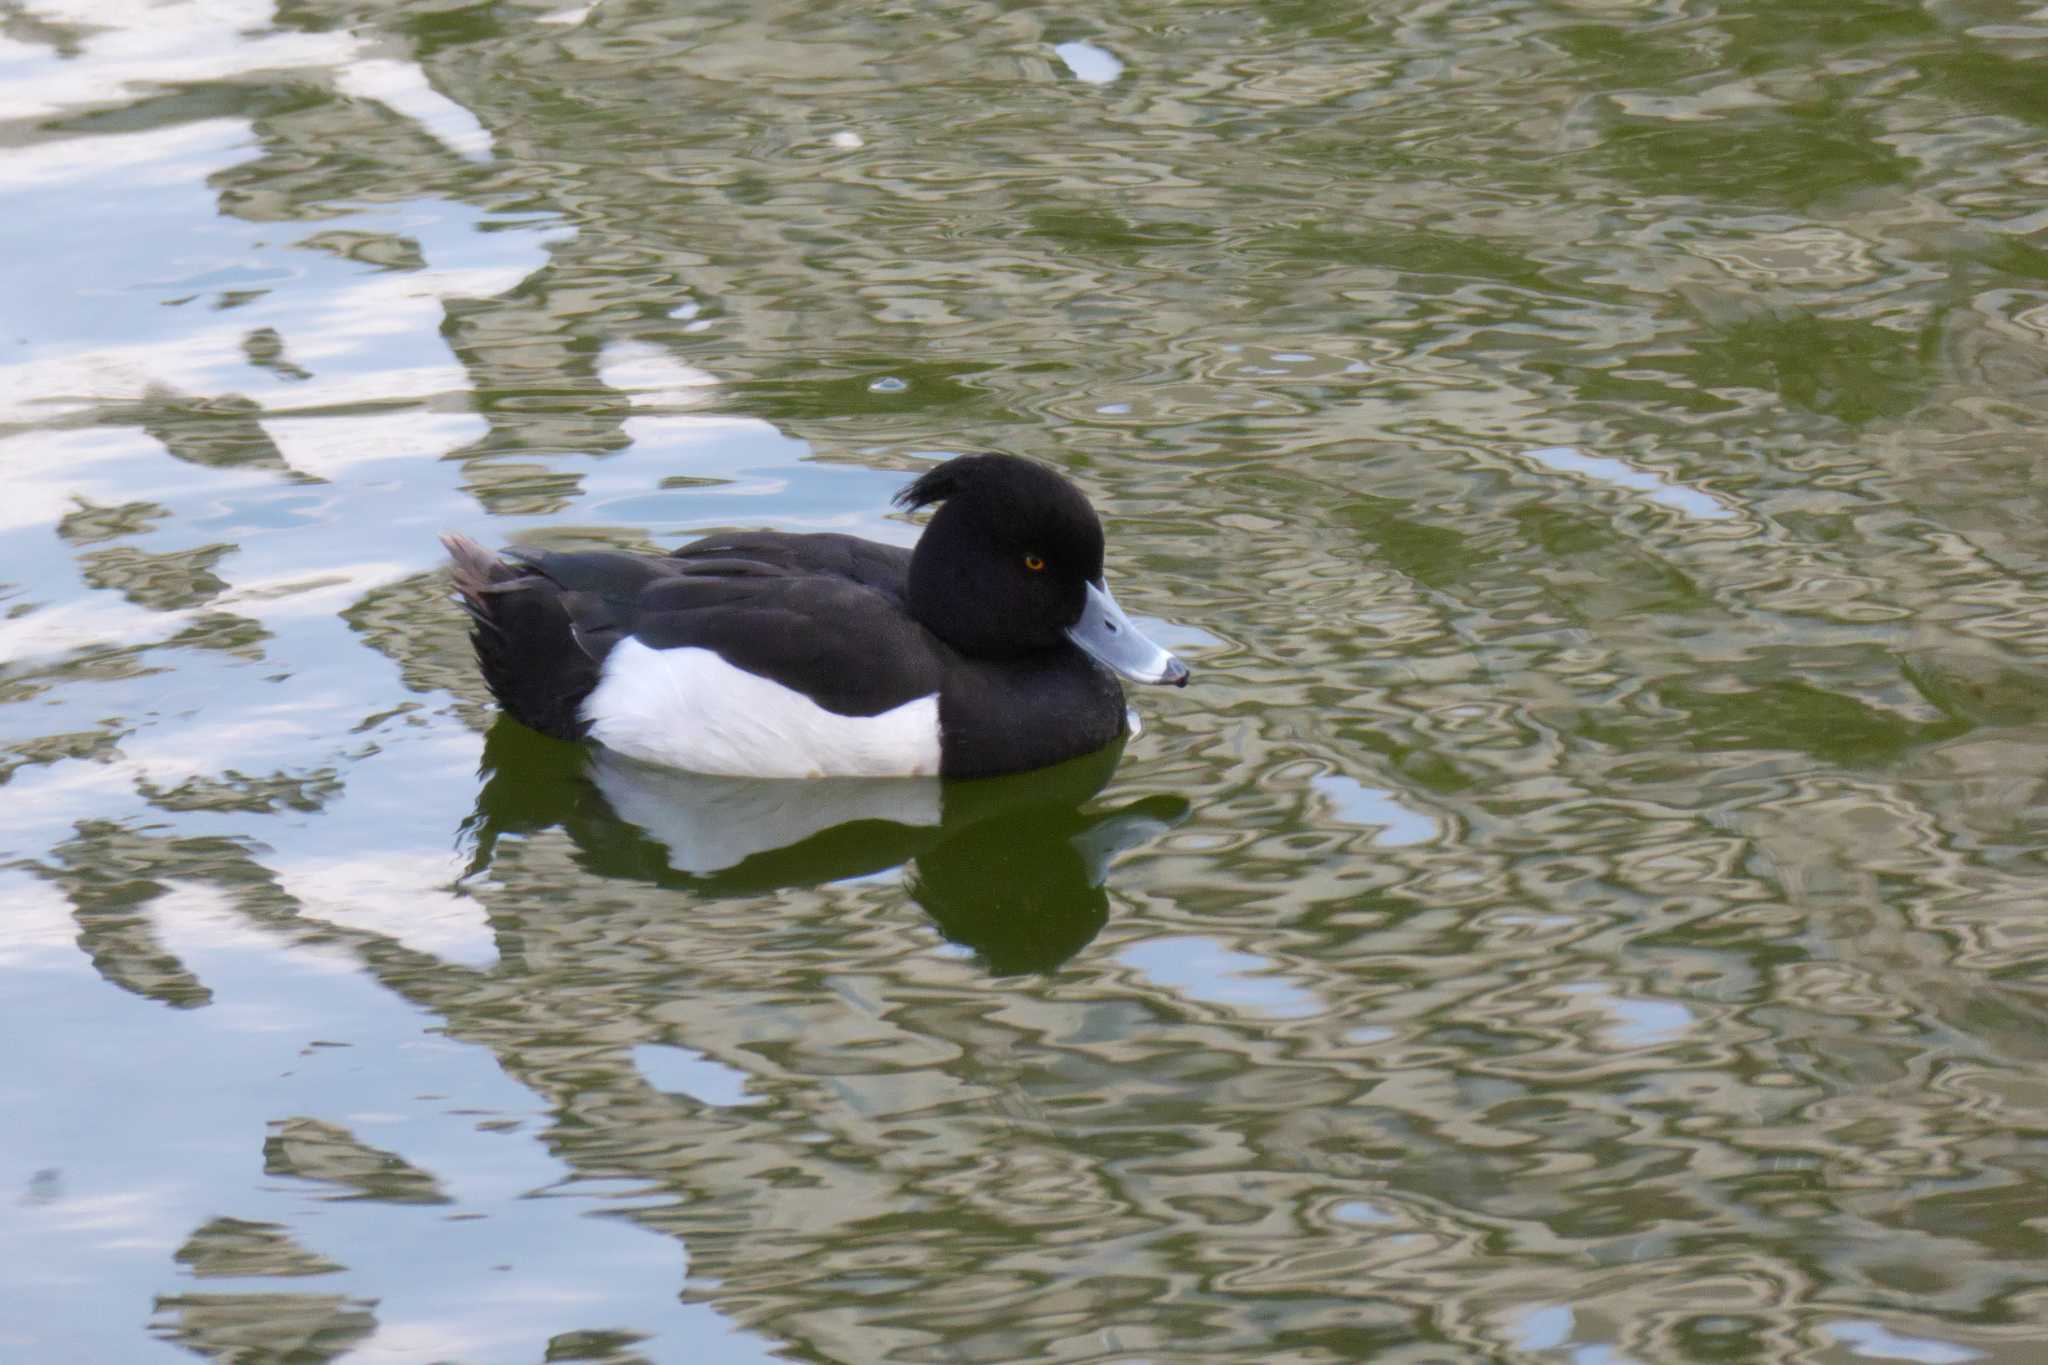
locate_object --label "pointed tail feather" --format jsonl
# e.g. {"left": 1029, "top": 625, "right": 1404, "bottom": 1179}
{"left": 441, "top": 533, "right": 599, "bottom": 741}
{"left": 442, "top": 532, "right": 511, "bottom": 635}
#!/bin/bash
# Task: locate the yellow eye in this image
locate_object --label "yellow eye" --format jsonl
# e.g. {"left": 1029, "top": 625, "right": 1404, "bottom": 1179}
{"left": 1023, "top": 553, "right": 1046, "bottom": 572}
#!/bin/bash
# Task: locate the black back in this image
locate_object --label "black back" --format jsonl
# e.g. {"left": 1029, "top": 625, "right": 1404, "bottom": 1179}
{"left": 450, "top": 531, "right": 947, "bottom": 732}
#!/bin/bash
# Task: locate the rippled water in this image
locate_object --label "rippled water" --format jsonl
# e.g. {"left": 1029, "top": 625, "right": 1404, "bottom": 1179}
{"left": 7, "top": 1, "right": 2048, "bottom": 1360}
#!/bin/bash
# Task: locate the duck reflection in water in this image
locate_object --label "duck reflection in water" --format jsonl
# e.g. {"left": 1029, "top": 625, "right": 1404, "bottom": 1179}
{"left": 460, "top": 718, "right": 1188, "bottom": 975}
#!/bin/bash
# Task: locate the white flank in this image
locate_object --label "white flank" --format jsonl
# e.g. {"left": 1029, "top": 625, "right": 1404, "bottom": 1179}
{"left": 582, "top": 639, "right": 942, "bottom": 779}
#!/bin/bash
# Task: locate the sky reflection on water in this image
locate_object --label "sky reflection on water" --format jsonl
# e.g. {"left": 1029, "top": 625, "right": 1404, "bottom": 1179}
{"left": 4, "top": 0, "right": 2048, "bottom": 1360}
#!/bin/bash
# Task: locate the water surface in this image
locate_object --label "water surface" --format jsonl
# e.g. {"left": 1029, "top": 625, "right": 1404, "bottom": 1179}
{"left": 6, "top": 0, "right": 2048, "bottom": 1361}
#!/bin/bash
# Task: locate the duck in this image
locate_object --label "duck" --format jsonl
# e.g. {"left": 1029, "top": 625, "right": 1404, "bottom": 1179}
{"left": 443, "top": 452, "right": 1189, "bottom": 780}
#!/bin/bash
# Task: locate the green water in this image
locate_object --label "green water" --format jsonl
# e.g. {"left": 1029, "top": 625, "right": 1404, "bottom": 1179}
{"left": 6, "top": 0, "right": 2048, "bottom": 1360}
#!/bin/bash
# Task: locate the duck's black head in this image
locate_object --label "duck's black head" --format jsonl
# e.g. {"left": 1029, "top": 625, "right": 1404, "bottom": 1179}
{"left": 896, "top": 454, "right": 1190, "bottom": 686}
{"left": 897, "top": 453, "right": 1104, "bottom": 660}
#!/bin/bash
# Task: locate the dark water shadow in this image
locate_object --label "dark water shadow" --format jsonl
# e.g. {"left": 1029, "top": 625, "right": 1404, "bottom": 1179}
{"left": 459, "top": 718, "right": 1189, "bottom": 974}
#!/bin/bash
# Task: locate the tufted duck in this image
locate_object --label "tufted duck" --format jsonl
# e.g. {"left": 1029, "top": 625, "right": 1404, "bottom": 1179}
{"left": 443, "top": 453, "right": 1188, "bottom": 779}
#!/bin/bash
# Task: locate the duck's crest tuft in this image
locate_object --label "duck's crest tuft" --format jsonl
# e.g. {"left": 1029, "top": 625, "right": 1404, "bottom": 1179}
{"left": 893, "top": 453, "right": 1009, "bottom": 512}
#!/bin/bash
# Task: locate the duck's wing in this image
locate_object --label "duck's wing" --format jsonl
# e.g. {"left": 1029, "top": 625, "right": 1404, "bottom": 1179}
{"left": 667, "top": 531, "right": 913, "bottom": 607}
{"left": 511, "top": 544, "right": 943, "bottom": 719}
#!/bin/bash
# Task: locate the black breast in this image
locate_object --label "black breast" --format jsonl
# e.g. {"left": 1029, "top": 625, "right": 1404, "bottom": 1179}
{"left": 937, "top": 651, "right": 1127, "bottom": 780}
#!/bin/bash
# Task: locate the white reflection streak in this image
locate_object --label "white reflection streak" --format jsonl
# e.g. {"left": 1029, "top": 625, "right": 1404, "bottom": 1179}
{"left": 0, "top": 152, "right": 553, "bottom": 426}
{"left": 1119, "top": 936, "right": 1322, "bottom": 1019}
{"left": 1557, "top": 982, "right": 1694, "bottom": 1048}
{"left": 632, "top": 1043, "right": 761, "bottom": 1107}
{"left": 1523, "top": 444, "right": 1733, "bottom": 521}
{"left": 152, "top": 881, "right": 362, "bottom": 980}
{"left": 0, "top": 327, "right": 255, "bottom": 427}
{"left": 0, "top": 1, "right": 354, "bottom": 122}
{"left": 0, "top": 118, "right": 254, "bottom": 191}
{"left": 335, "top": 58, "right": 495, "bottom": 161}
{"left": 598, "top": 340, "right": 721, "bottom": 409}
{"left": 270, "top": 852, "right": 496, "bottom": 968}
{"left": 0, "top": 875, "right": 91, "bottom": 972}
{"left": 1054, "top": 40, "right": 1124, "bottom": 85}
{"left": 7, "top": 1184, "right": 183, "bottom": 1253}
{"left": 1330, "top": 1200, "right": 1397, "bottom": 1226}
{"left": 1825, "top": 1320, "right": 1983, "bottom": 1364}
{"left": 0, "top": 595, "right": 192, "bottom": 659}
{"left": 0, "top": 391, "right": 177, "bottom": 483}
{"left": 592, "top": 344, "right": 812, "bottom": 488}
{"left": 1507, "top": 1304, "right": 1573, "bottom": 1352}
{"left": 0, "top": 1, "right": 493, "bottom": 161}
{"left": 0, "top": 244, "right": 559, "bottom": 424}
{"left": 1312, "top": 774, "right": 1439, "bottom": 846}
{"left": 259, "top": 412, "right": 487, "bottom": 482}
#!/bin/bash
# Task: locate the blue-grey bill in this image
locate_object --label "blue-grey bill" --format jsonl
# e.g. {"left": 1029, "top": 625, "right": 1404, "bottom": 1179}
{"left": 1067, "top": 580, "right": 1190, "bottom": 686}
